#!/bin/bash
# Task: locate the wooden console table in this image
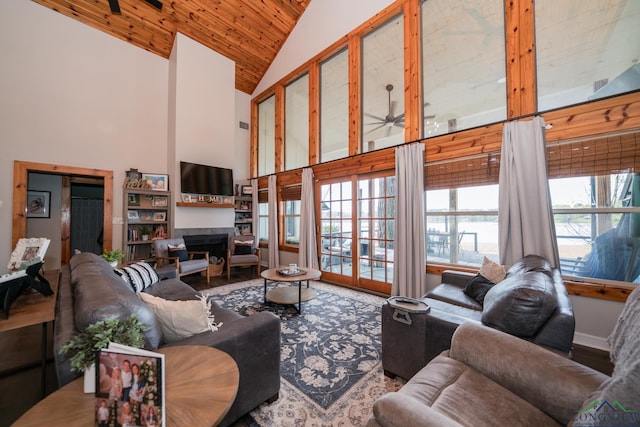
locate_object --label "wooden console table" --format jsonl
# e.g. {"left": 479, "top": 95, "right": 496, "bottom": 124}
{"left": 0, "top": 269, "right": 59, "bottom": 398}
{"left": 12, "top": 345, "right": 239, "bottom": 427}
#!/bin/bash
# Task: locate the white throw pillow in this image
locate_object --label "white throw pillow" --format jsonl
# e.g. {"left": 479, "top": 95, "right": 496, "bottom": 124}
{"left": 137, "top": 292, "right": 222, "bottom": 343}
{"left": 479, "top": 256, "right": 507, "bottom": 284}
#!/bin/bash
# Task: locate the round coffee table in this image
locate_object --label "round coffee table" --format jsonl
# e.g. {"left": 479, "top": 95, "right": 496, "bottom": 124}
{"left": 12, "top": 345, "right": 239, "bottom": 427}
{"left": 261, "top": 267, "right": 321, "bottom": 313}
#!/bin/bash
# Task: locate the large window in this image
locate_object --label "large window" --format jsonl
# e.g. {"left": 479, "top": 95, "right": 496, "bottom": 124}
{"left": 285, "top": 75, "right": 309, "bottom": 171}
{"left": 362, "top": 14, "right": 405, "bottom": 152}
{"left": 358, "top": 175, "right": 395, "bottom": 284}
{"left": 426, "top": 186, "right": 500, "bottom": 267}
{"left": 258, "top": 202, "right": 269, "bottom": 243}
{"left": 258, "top": 96, "right": 275, "bottom": 176}
{"left": 320, "top": 49, "right": 349, "bottom": 162}
{"left": 283, "top": 200, "right": 301, "bottom": 246}
{"left": 421, "top": 0, "right": 506, "bottom": 137}
{"left": 536, "top": 0, "right": 640, "bottom": 112}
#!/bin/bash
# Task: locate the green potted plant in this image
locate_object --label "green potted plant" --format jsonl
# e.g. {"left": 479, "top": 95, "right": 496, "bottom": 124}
{"left": 140, "top": 227, "right": 152, "bottom": 241}
{"left": 100, "top": 248, "right": 124, "bottom": 267}
{"left": 59, "top": 314, "right": 145, "bottom": 392}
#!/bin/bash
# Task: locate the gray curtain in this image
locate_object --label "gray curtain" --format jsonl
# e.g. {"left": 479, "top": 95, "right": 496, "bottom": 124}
{"left": 498, "top": 116, "right": 560, "bottom": 268}
{"left": 392, "top": 143, "right": 427, "bottom": 298}
{"left": 298, "top": 168, "right": 319, "bottom": 269}
{"left": 268, "top": 175, "right": 280, "bottom": 268}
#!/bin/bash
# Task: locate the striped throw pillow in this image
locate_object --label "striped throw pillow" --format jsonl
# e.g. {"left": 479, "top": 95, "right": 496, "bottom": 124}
{"left": 114, "top": 262, "right": 160, "bottom": 292}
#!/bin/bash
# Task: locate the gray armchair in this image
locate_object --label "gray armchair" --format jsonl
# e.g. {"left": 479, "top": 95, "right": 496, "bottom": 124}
{"left": 227, "top": 234, "right": 260, "bottom": 280}
{"left": 151, "top": 238, "right": 210, "bottom": 283}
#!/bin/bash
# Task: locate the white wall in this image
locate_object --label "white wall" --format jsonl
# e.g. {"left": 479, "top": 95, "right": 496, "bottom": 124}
{"left": 0, "top": 1, "right": 247, "bottom": 264}
{"left": 253, "top": 0, "right": 395, "bottom": 96}
{"left": 0, "top": 0, "right": 168, "bottom": 263}
{"left": 170, "top": 33, "right": 236, "bottom": 229}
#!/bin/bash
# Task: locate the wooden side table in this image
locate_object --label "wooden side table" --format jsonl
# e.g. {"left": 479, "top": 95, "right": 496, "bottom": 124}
{"left": 0, "top": 269, "right": 59, "bottom": 398}
{"left": 12, "top": 345, "right": 239, "bottom": 427}
{"left": 261, "top": 267, "right": 321, "bottom": 313}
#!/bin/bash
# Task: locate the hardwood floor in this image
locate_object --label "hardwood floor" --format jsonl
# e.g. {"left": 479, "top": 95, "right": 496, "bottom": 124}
{"left": 0, "top": 266, "right": 614, "bottom": 426}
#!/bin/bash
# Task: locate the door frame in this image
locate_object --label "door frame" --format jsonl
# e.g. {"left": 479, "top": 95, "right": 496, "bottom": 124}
{"left": 12, "top": 161, "right": 114, "bottom": 264}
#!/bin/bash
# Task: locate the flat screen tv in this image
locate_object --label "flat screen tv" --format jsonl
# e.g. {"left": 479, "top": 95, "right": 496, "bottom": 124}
{"left": 180, "top": 161, "right": 234, "bottom": 196}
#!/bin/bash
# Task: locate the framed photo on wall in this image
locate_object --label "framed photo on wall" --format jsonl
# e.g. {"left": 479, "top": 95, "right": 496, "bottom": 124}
{"left": 241, "top": 185, "right": 252, "bottom": 195}
{"left": 142, "top": 173, "right": 169, "bottom": 191}
{"left": 27, "top": 191, "right": 50, "bottom": 218}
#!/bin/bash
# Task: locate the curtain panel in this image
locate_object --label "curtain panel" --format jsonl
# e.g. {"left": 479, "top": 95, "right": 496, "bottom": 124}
{"left": 298, "top": 168, "right": 319, "bottom": 269}
{"left": 392, "top": 143, "right": 427, "bottom": 298}
{"left": 498, "top": 117, "right": 560, "bottom": 268}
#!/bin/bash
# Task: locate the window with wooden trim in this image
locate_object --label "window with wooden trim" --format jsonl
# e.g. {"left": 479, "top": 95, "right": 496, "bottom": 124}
{"left": 280, "top": 184, "right": 302, "bottom": 247}
{"left": 285, "top": 75, "right": 309, "bottom": 171}
{"left": 421, "top": 0, "right": 506, "bottom": 137}
{"left": 535, "top": 0, "right": 640, "bottom": 112}
{"left": 257, "top": 188, "right": 269, "bottom": 243}
{"left": 258, "top": 96, "right": 276, "bottom": 176}
{"left": 320, "top": 49, "right": 349, "bottom": 163}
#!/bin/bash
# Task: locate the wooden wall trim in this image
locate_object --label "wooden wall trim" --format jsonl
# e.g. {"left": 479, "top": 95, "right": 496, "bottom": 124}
{"left": 308, "top": 60, "right": 320, "bottom": 166}
{"left": 274, "top": 84, "right": 285, "bottom": 173}
{"left": 12, "top": 161, "right": 114, "bottom": 257}
{"left": 505, "top": 0, "right": 537, "bottom": 118}
{"left": 348, "top": 36, "right": 362, "bottom": 157}
{"left": 403, "top": 0, "right": 422, "bottom": 141}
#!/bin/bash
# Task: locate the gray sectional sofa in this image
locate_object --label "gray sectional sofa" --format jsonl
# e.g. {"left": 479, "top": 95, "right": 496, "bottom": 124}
{"left": 53, "top": 252, "right": 280, "bottom": 427}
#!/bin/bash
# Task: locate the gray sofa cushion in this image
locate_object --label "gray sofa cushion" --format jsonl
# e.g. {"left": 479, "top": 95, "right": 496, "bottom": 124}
{"left": 481, "top": 271, "right": 558, "bottom": 338}
{"left": 70, "top": 252, "right": 164, "bottom": 348}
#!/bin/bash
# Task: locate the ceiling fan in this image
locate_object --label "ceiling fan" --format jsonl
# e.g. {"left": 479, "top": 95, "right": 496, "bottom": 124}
{"left": 364, "top": 84, "right": 404, "bottom": 135}
{"left": 108, "top": 0, "right": 163, "bottom": 14}
{"left": 365, "top": 84, "right": 437, "bottom": 136}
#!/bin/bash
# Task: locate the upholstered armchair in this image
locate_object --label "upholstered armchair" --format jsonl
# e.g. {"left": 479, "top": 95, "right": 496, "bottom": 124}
{"left": 151, "top": 238, "right": 210, "bottom": 283}
{"left": 227, "top": 235, "right": 261, "bottom": 280}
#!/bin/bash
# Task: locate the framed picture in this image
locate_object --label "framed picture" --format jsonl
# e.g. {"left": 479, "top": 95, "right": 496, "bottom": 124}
{"left": 139, "top": 211, "right": 152, "bottom": 221}
{"left": 127, "top": 210, "right": 140, "bottom": 221}
{"left": 152, "top": 196, "right": 168, "bottom": 207}
{"left": 153, "top": 212, "right": 166, "bottom": 221}
{"left": 181, "top": 194, "right": 192, "bottom": 203}
{"left": 241, "top": 185, "right": 252, "bottom": 195}
{"left": 27, "top": 190, "right": 50, "bottom": 218}
{"left": 142, "top": 173, "right": 169, "bottom": 191}
{"left": 128, "top": 194, "right": 140, "bottom": 206}
{"left": 8, "top": 238, "right": 51, "bottom": 270}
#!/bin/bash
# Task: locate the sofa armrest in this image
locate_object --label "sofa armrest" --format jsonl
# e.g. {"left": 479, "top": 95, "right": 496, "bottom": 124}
{"left": 371, "top": 393, "right": 464, "bottom": 427}
{"left": 164, "top": 311, "right": 280, "bottom": 424}
{"left": 449, "top": 322, "right": 608, "bottom": 425}
{"left": 440, "top": 270, "right": 475, "bottom": 289}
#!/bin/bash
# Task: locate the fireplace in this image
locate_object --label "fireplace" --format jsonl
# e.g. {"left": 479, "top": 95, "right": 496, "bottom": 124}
{"left": 182, "top": 234, "right": 228, "bottom": 262}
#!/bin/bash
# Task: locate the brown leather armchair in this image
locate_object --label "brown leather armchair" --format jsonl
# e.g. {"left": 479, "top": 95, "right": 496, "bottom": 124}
{"left": 227, "top": 235, "right": 260, "bottom": 280}
{"left": 151, "top": 238, "right": 210, "bottom": 283}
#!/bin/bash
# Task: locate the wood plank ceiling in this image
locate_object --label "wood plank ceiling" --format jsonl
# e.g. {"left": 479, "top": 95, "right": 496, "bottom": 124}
{"left": 32, "top": 0, "right": 311, "bottom": 94}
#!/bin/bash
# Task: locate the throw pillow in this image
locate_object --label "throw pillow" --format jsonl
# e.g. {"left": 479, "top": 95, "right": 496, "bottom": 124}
{"left": 137, "top": 292, "right": 222, "bottom": 343}
{"left": 234, "top": 240, "right": 253, "bottom": 255}
{"left": 463, "top": 273, "right": 496, "bottom": 304}
{"left": 168, "top": 243, "right": 189, "bottom": 262}
{"left": 114, "top": 262, "right": 160, "bottom": 292}
{"left": 479, "top": 256, "right": 507, "bottom": 284}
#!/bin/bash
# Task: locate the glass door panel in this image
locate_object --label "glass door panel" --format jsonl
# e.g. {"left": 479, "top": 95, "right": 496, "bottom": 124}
{"left": 320, "top": 180, "right": 353, "bottom": 279}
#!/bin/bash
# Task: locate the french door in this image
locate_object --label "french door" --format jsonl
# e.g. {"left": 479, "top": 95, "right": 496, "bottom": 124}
{"left": 318, "top": 172, "right": 394, "bottom": 294}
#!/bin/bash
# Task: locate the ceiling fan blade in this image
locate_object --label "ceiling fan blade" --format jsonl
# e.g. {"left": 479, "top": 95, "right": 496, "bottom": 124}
{"left": 145, "top": 0, "right": 163, "bottom": 11}
{"left": 365, "top": 121, "right": 385, "bottom": 126}
{"left": 365, "top": 124, "right": 387, "bottom": 135}
{"left": 108, "top": 0, "right": 121, "bottom": 14}
{"left": 364, "top": 112, "right": 386, "bottom": 122}
{"left": 424, "top": 114, "right": 436, "bottom": 120}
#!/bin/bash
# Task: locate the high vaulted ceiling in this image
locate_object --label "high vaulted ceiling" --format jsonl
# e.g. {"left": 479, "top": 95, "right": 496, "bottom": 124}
{"left": 32, "top": 0, "right": 311, "bottom": 94}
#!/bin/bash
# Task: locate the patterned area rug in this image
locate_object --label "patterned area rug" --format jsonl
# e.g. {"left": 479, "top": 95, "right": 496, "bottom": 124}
{"left": 201, "top": 279, "right": 404, "bottom": 426}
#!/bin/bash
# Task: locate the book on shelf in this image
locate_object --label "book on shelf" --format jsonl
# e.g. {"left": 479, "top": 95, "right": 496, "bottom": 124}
{"left": 95, "top": 342, "right": 165, "bottom": 427}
